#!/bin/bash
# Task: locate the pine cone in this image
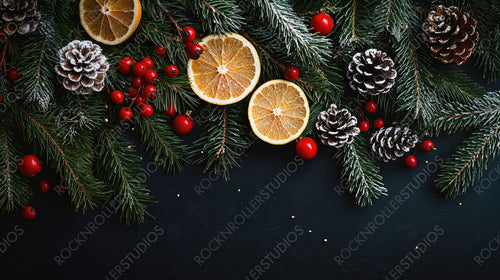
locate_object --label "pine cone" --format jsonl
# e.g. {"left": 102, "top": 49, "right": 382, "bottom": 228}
{"left": 347, "top": 49, "right": 397, "bottom": 96}
{"left": 316, "top": 104, "right": 360, "bottom": 148}
{"left": 422, "top": 5, "right": 478, "bottom": 65}
{"left": 0, "top": 0, "right": 40, "bottom": 36}
{"left": 370, "top": 126, "right": 418, "bottom": 162}
{"left": 55, "top": 40, "right": 109, "bottom": 95}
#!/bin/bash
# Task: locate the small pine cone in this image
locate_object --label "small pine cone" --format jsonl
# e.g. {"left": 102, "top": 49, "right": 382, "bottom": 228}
{"left": 422, "top": 5, "right": 478, "bottom": 65}
{"left": 0, "top": 0, "right": 41, "bottom": 36}
{"left": 347, "top": 49, "right": 397, "bottom": 96}
{"left": 55, "top": 40, "right": 109, "bottom": 95}
{"left": 316, "top": 104, "right": 360, "bottom": 148}
{"left": 370, "top": 126, "right": 418, "bottom": 162}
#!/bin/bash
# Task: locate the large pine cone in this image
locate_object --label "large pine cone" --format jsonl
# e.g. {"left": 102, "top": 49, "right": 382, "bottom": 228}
{"left": 347, "top": 49, "right": 397, "bottom": 96}
{"left": 316, "top": 104, "right": 360, "bottom": 148}
{"left": 422, "top": 5, "right": 478, "bottom": 65}
{"left": 370, "top": 126, "right": 418, "bottom": 162}
{"left": 0, "top": 0, "right": 40, "bottom": 36}
{"left": 55, "top": 40, "right": 109, "bottom": 95}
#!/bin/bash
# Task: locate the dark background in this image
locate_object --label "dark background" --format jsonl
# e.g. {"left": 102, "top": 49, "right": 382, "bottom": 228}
{"left": 0, "top": 65, "right": 499, "bottom": 280}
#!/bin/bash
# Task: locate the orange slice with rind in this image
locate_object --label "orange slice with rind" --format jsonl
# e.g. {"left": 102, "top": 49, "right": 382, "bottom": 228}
{"left": 79, "top": 0, "right": 142, "bottom": 45}
{"left": 248, "top": 80, "right": 310, "bottom": 145}
{"left": 187, "top": 33, "right": 261, "bottom": 105}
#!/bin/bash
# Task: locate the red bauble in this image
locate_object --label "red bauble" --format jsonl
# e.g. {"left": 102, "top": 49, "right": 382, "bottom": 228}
{"left": 18, "top": 155, "right": 41, "bottom": 177}
{"left": 364, "top": 101, "right": 377, "bottom": 113}
{"left": 22, "top": 206, "right": 36, "bottom": 220}
{"left": 405, "top": 155, "right": 417, "bottom": 168}
{"left": 132, "top": 76, "right": 145, "bottom": 88}
{"left": 359, "top": 120, "right": 370, "bottom": 132}
{"left": 117, "top": 57, "right": 134, "bottom": 74}
{"left": 110, "top": 90, "right": 124, "bottom": 104}
{"left": 144, "top": 69, "right": 158, "bottom": 84}
{"left": 8, "top": 69, "right": 22, "bottom": 82}
{"left": 284, "top": 65, "right": 299, "bottom": 81}
{"left": 421, "top": 140, "right": 435, "bottom": 152}
{"left": 181, "top": 26, "right": 196, "bottom": 42}
{"left": 310, "top": 13, "right": 334, "bottom": 36}
{"left": 165, "top": 65, "right": 179, "bottom": 78}
{"left": 141, "top": 57, "right": 154, "bottom": 68}
{"left": 139, "top": 104, "right": 154, "bottom": 118}
{"left": 126, "top": 85, "right": 138, "bottom": 97}
{"left": 38, "top": 180, "right": 50, "bottom": 193}
{"left": 143, "top": 85, "right": 157, "bottom": 100}
{"left": 119, "top": 107, "right": 133, "bottom": 121}
{"left": 186, "top": 44, "right": 203, "bottom": 60}
{"left": 173, "top": 114, "right": 193, "bottom": 135}
{"left": 153, "top": 45, "right": 166, "bottom": 57}
{"left": 132, "top": 62, "right": 147, "bottom": 76}
{"left": 295, "top": 137, "right": 318, "bottom": 160}
{"left": 164, "top": 103, "right": 176, "bottom": 117}
{"left": 373, "top": 118, "right": 384, "bottom": 129}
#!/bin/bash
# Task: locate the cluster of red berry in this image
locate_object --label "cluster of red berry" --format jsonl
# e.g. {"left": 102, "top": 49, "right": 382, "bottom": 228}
{"left": 181, "top": 26, "right": 204, "bottom": 60}
{"left": 404, "top": 140, "right": 435, "bottom": 168}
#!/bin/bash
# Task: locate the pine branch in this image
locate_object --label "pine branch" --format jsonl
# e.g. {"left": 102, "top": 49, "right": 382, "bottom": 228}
{"left": 373, "top": 0, "right": 412, "bottom": 40}
{"left": 436, "top": 124, "right": 500, "bottom": 198}
{"left": 12, "top": 105, "right": 105, "bottom": 211}
{"left": 332, "top": 0, "right": 378, "bottom": 46}
{"left": 240, "top": 0, "right": 332, "bottom": 67}
{"left": 185, "top": 0, "right": 245, "bottom": 35}
{"left": 333, "top": 136, "right": 386, "bottom": 206}
{"left": 95, "top": 126, "right": 153, "bottom": 225}
{"left": 431, "top": 91, "right": 500, "bottom": 135}
{"left": 133, "top": 113, "right": 187, "bottom": 173}
{"left": 0, "top": 120, "right": 29, "bottom": 213}
{"left": 427, "top": 69, "right": 485, "bottom": 103}
{"left": 189, "top": 104, "right": 253, "bottom": 180}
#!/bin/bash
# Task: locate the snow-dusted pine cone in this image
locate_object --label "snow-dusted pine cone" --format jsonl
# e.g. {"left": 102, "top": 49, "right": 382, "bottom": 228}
{"left": 316, "top": 104, "right": 360, "bottom": 148}
{"left": 422, "top": 5, "right": 478, "bottom": 65}
{"left": 370, "top": 126, "right": 418, "bottom": 162}
{"left": 55, "top": 40, "right": 109, "bottom": 95}
{"left": 0, "top": 0, "right": 41, "bottom": 36}
{"left": 347, "top": 49, "right": 397, "bottom": 96}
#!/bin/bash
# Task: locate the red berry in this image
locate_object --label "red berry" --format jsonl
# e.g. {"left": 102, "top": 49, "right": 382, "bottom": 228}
{"left": 141, "top": 57, "right": 154, "bottom": 68}
{"left": 164, "top": 103, "right": 176, "bottom": 117}
{"left": 118, "top": 57, "right": 134, "bottom": 74}
{"left": 181, "top": 26, "right": 196, "bottom": 42}
{"left": 165, "top": 65, "right": 179, "bottom": 78}
{"left": 310, "top": 13, "right": 334, "bottom": 36}
{"left": 18, "top": 155, "right": 41, "bottom": 177}
{"left": 373, "top": 118, "right": 384, "bottom": 129}
{"left": 22, "top": 206, "right": 36, "bottom": 220}
{"left": 153, "top": 45, "right": 166, "bottom": 57}
{"left": 131, "top": 76, "right": 145, "bottom": 88}
{"left": 8, "top": 69, "right": 22, "bottom": 82}
{"left": 359, "top": 120, "right": 370, "bottom": 132}
{"left": 295, "top": 137, "right": 318, "bottom": 160}
{"left": 119, "top": 107, "right": 133, "bottom": 121}
{"left": 110, "top": 90, "right": 124, "bottom": 104}
{"left": 126, "top": 85, "right": 138, "bottom": 97}
{"left": 143, "top": 85, "right": 157, "bottom": 100}
{"left": 365, "top": 101, "right": 377, "bottom": 113}
{"left": 134, "top": 95, "right": 145, "bottom": 105}
{"left": 173, "top": 114, "right": 193, "bottom": 135}
{"left": 421, "top": 140, "right": 435, "bottom": 152}
{"left": 184, "top": 42, "right": 194, "bottom": 49}
{"left": 144, "top": 69, "right": 158, "bottom": 84}
{"left": 405, "top": 155, "right": 417, "bottom": 168}
{"left": 132, "top": 62, "right": 147, "bottom": 76}
{"left": 38, "top": 180, "right": 50, "bottom": 193}
{"left": 139, "top": 104, "right": 154, "bottom": 118}
{"left": 284, "top": 65, "right": 299, "bottom": 81}
{"left": 186, "top": 44, "right": 204, "bottom": 60}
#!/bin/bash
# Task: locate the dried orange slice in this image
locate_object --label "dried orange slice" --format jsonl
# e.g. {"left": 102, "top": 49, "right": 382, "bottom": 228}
{"left": 187, "top": 33, "right": 261, "bottom": 105}
{"left": 248, "top": 80, "right": 309, "bottom": 145}
{"left": 79, "top": 0, "right": 142, "bottom": 45}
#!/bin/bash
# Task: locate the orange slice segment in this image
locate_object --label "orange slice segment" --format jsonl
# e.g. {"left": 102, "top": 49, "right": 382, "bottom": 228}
{"left": 79, "top": 0, "right": 142, "bottom": 45}
{"left": 248, "top": 80, "right": 309, "bottom": 145}
{"left": 187, "top": 33, "right": 261, "bottom": 105}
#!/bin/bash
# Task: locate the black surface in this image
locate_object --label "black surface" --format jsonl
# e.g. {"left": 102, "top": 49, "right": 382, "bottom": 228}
{"left": 1, "top": 74, "right": 499, "bottom": 280}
